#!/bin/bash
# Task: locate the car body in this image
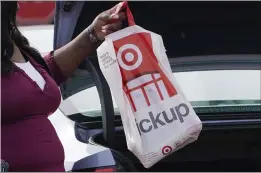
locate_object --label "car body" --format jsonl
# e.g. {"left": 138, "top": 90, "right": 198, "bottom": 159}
{"left": 21, "top": 1, "right": 261, "bottom": 172}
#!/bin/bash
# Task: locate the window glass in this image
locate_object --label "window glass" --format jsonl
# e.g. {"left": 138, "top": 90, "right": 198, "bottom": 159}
{"left": 59, "top": 69, "right": 261, "bottom": 119}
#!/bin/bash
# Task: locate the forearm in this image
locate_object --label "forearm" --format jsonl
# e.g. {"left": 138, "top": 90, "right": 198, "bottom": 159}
{"left": 53, "top": 26, "right": 98, "bottom": 77}
{"left": 51, "top": 3, "right": 125, "bottom": 78}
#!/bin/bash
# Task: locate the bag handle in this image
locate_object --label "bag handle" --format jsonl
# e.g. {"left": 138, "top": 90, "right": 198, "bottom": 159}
{"left": 112, "top": 1, "right": 135, "bottom": 26}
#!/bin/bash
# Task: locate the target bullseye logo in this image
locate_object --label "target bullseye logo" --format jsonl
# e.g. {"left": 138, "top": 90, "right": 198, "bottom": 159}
{"left": 117, "top": 44, "right": 143, "bottom": 71}
{"left": 162, "top": 146, "right": 172, "bottom": 155}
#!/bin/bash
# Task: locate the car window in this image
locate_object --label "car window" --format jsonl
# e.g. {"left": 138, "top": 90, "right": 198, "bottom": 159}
{"left": 59, "top": 70, "right": 101, "bottom": 117}
{"left": 59, "top": 67, "right": 261, "bottom": 121}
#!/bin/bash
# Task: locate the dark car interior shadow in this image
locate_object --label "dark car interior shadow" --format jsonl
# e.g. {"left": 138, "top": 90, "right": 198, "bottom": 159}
{"left": 62, "top": 1, "right": 261, "bottom": 172}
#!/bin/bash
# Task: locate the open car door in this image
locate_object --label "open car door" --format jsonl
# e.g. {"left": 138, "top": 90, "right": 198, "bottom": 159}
{"left": 55, "top": 1, "right": 261, "bottom": 172}
{"left": 54, "top": 2, "right": 137, "bottom": 172}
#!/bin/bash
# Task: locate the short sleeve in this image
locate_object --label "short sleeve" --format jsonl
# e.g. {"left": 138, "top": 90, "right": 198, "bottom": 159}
{"left": 43, "top": 51, "right": 67, "bottom": 85}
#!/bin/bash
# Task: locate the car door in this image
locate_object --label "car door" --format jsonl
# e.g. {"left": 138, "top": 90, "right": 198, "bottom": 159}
{"left": 54, "top": 1, "right": 118, "bottom": 144}
{"left": 53, "top": 2, "right": 122, "bottom": 172}
{"left": 55, "top": 1, "right": 261, "bottom": 171}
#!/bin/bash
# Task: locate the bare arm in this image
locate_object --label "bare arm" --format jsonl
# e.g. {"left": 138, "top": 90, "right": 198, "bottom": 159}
{"left": 53, "top": 27, "right": 96, "bottom": 77}
{"left": 52, "top": 4, "right": 125, "bottom": 78}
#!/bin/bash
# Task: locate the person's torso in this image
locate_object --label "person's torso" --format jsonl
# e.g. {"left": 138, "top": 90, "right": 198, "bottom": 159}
{"left": 1, "top": 58, "right": 65, "bottom": 171}
{"left": 1, "top": 59, "right": 61, "bottom": 123}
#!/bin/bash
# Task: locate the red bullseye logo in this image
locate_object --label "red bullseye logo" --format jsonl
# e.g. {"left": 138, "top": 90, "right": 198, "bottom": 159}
{"left": 162, "top": 146, "right": 172, "bottom": 155}
{"left": 117, "top": 44, "right": 143, "bottom": 71}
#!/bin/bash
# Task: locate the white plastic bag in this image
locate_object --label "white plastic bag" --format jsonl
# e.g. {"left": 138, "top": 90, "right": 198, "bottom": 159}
{"left": 97, "top": 1, "right": 202, "bottom": 168}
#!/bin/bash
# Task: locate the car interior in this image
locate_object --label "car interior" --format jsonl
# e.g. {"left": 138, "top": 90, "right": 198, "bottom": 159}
{"left": 58, "top": 1, "right": 261, "bottom": 172}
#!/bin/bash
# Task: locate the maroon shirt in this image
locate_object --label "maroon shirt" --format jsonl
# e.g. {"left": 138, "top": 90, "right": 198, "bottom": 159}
{"left": 1, "top": 52, "right": 67, "bottom": 171}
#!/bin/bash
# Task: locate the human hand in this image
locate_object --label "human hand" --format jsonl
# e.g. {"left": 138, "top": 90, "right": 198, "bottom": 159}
{"left": 90, "top": 3, "right": 126, "bottom": 41}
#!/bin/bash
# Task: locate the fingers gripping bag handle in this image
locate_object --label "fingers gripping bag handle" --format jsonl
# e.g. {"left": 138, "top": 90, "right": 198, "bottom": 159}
{"left": 112, "top": 1, "right": 135, "bottom": 26}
